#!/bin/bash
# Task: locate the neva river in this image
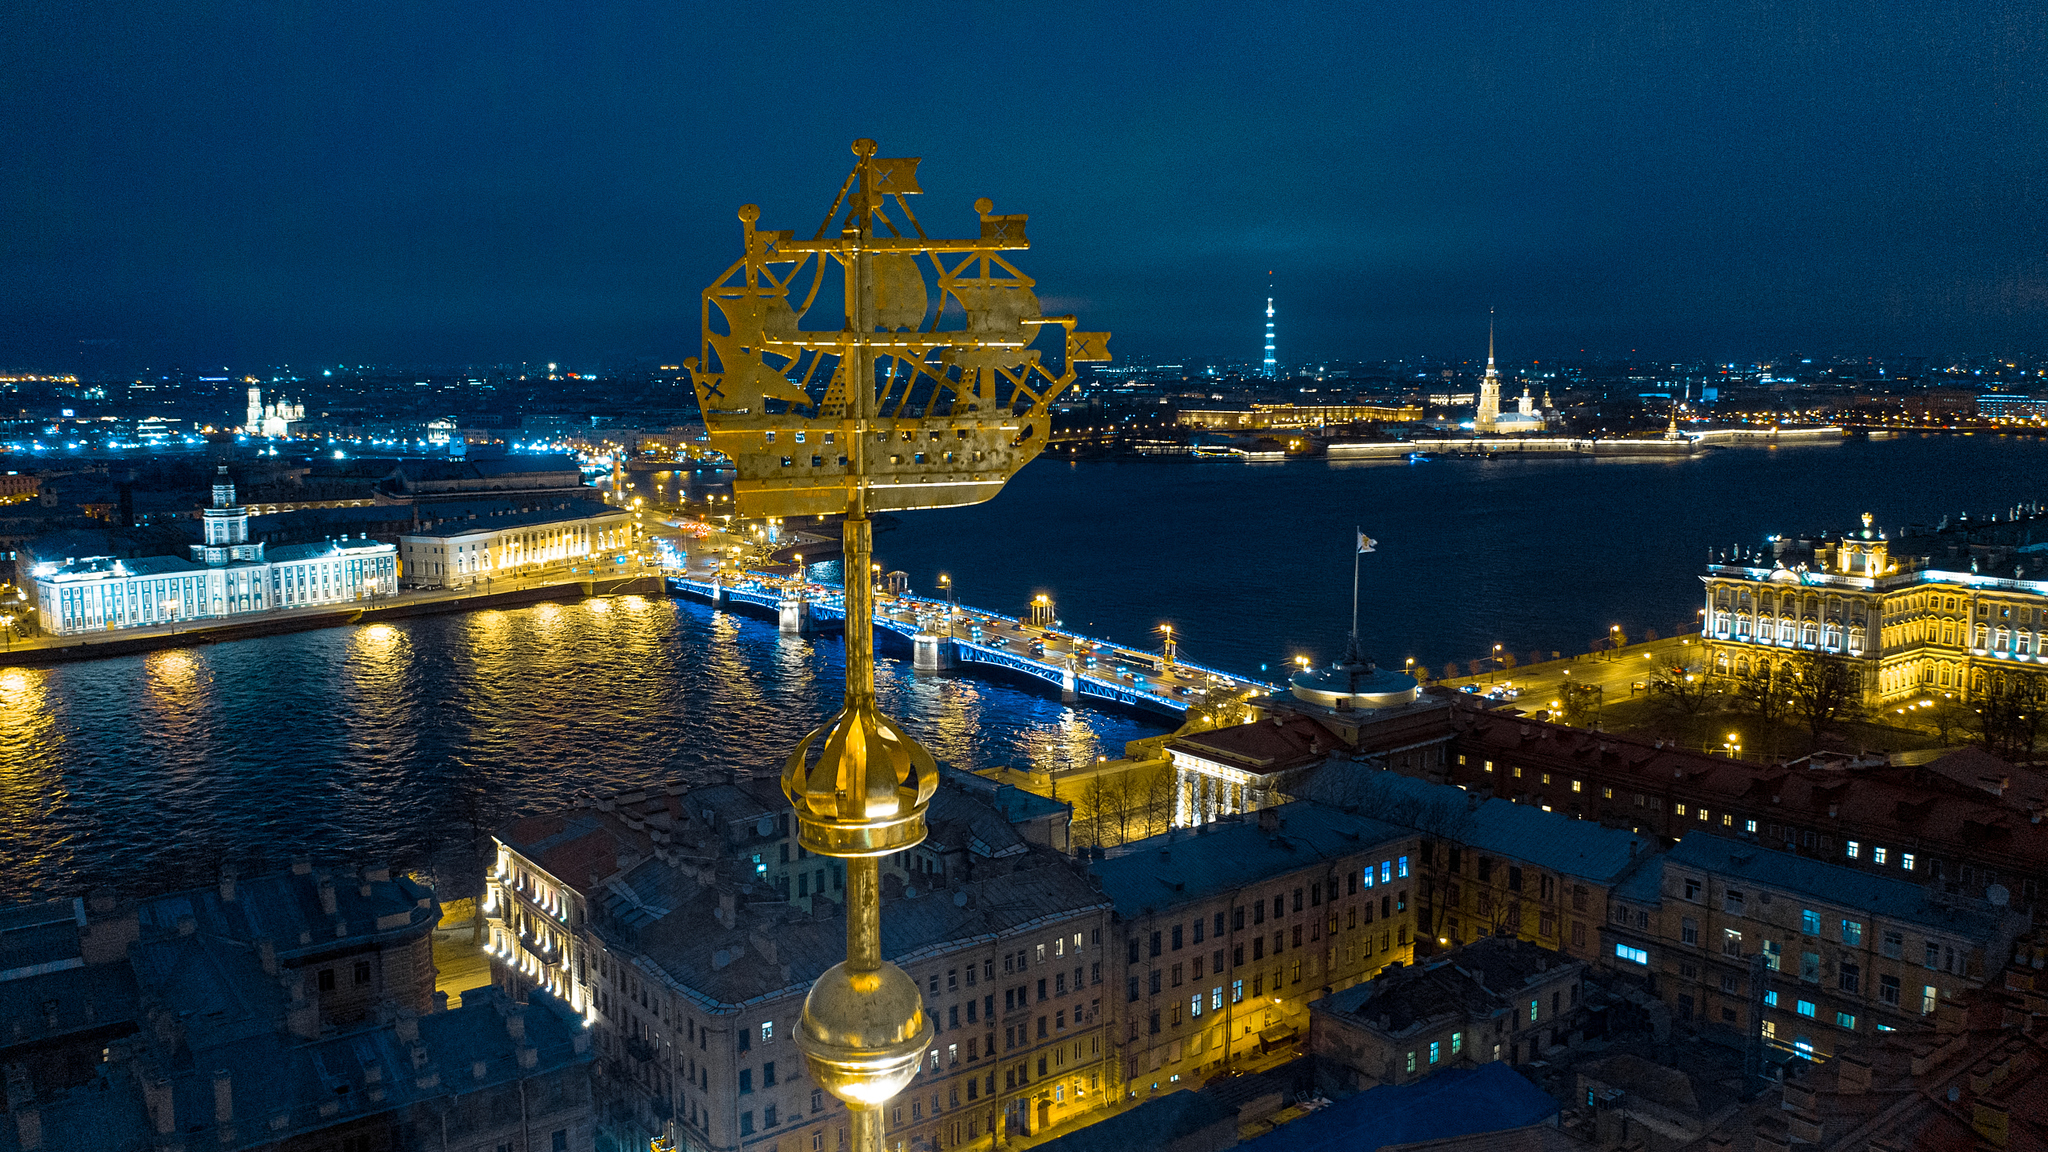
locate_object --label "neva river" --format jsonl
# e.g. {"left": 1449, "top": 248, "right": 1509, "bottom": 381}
{"left": 5, "top": 432, "right": 2044, "bottom": 901}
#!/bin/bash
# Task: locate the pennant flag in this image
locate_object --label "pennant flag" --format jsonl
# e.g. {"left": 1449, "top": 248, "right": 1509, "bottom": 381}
{"left": 1357, "top": 532, "right": 1377, "bottom": 554}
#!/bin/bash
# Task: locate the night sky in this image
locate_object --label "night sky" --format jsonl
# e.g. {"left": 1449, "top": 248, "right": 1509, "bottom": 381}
{"left": 4, "top": 1, "right": 2045, "bottom": 371}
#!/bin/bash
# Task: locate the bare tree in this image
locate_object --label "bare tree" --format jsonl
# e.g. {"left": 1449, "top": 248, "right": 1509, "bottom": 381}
{"left": 1731, "top": 663, "right": 1793, "bottom": 727}
{"left": 1974, "top": 671, "right": 2047, "bottom": 760}
{"left": 1786, "top": 652, "right": 1862, "bottom": 737}
{"left": 1648, "top": 654, "right": 1716, "bottom": 715}
{"left": 1560, "top": 681, "right": 1603, "bottom": 728}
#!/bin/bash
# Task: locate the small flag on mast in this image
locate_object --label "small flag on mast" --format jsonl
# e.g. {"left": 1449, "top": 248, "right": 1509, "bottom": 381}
{"left": 1357, "top": 532, "right": 1376, "bottom": 554}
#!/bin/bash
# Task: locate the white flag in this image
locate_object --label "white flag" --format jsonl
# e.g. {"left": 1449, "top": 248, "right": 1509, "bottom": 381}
{"left": 1357, "top": 532, "right": 1376, "bottom": 554}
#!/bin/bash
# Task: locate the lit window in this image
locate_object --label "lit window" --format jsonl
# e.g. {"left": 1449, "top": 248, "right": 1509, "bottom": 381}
{"left": 1902, "top": 853, "right": 1915, "bottom": 872}
{"left": 1801, "top": 909, "right": 1821, "bottom": 935}
{"left": 1840, "top": 920, "right": 1863, "bottom": 946}
{"left": 1847, "top": 840, "right": 1860, "bottom": 859}
{"left": 1764, "top": 990, "right": 1779, "bottom": 1006}
{"left": 1796, "top": 1000, "right": 1816, "bottom": 1018}
{"left": 1615, "top": 944, "right": 1648, "bottom": 966}
{"left": 1922, "top": 986, "right": 1938, "bottom": 1014}
{"left": 1451, "top": 1032, "right": 1462, "bottom": 1054}
{"left": 1835, "top": 1012, "right": 1856, "bottom": 1030}
{"left": 1571, "top": 779, "right": 1582, "bottom": 793}
{"left": 762, "top": 1022, "right": 774, "bottom": 1043}
{"left": 1405, "top": 1051, "right": 1416, "bottom": 1073}
{"left": 1398, "top": 856, "right": 1409, "bottom": 878}
{"left": 1483, "top": 760, "right": 1493, "bottom": 773}
{"left": 1429, "top": 1041, "right": 1440, "bottom": 1065}
{"left": 1675, "top": 803, "right": 1687, "bottom": 816}
{"left": 1698, "top": 808, "right": 1708, "bottom": 822}
{"left": 1745, "top": 819, "right": 1758, "bottom": 833}
{"left": 1873, "top": 847, "right": 1888, "bottom": 865}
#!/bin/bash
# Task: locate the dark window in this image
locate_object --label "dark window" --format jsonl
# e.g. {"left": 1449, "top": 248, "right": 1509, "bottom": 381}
{"left": 1508, "top": 867, "right": 1524, "bottom": 892}
{"left": 552, "top": 1132, "right": 568, "bottom": 1152}
{"left": 353, "top": 960, "right": 371, "bottom": 986}
{"left": 740, "top": 1070, "right": 753, "bottom": 1094}
{"left": 764, "top": 1062, "right": 776, "bottom": 1087}
{"left": 1149, "top": 932, "right": 1162, "bottom": 958}
{"left": 318, "top": 968, "right": 335, "bottom": 992}
{"left": 1148, "top": 970, "right": 1160, "bottom": 995}
{"left": 1171, "top": 925, "right": 1183, "bottom": 951}
{"left": 1128, "top": 938, "right": 1139, "bottom": 964}
{"left": 1037, "top": 978, "right": 1047, "bottom": 1002}
{"left": 741, "top": 1112, "right": 755, "bottom": 1136}
{"left": 1234, "top": 908, "right": 1246, "bottom": 930}
{"left": 1127, "top": 977, "right": 1139, "bottom": 1002}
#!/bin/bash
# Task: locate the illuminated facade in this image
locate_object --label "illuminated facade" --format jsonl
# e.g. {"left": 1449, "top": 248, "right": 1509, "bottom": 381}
{"left": 397, "top": 499, "right": 632, "bottom": 588}
{"left": 244, "top": 385, "right": 304, "bottom": 438}
{"left": 1175, "top": 402, "right": 1426, "bottom": 430}
{"left": 1093, "top": 803, "right": 1419, "bottom": 1098}
{"left": 1475, "top": 317, "right": 1502, "bottom": 434}
{"left": 34, "top": 469, "right": 395, "bottom": 634}
{"left": 1701, "top": 511, "right": 2048, "bottom": 705}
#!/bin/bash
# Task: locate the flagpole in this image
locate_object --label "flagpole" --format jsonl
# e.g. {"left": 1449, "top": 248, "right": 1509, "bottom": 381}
{"left": 1351, "top": 527, "right": 1361, "bottom": 650}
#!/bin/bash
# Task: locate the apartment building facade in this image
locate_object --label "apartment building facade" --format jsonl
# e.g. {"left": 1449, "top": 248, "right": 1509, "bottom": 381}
{"left": 1089, "top": 803, "right": 1421, "bottom": 1099}
{"left": 1603, "top": 835, "right": 2027, "bottom": 1061}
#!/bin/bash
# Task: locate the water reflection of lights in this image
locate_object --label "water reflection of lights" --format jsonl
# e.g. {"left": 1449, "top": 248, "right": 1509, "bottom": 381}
{"left": 585, "top": 599, "right": 611, "bottom": 614}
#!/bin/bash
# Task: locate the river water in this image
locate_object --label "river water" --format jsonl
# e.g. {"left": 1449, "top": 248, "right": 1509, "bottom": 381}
{"left": 5, "top": 432, "right": 2043, "bottom": 902}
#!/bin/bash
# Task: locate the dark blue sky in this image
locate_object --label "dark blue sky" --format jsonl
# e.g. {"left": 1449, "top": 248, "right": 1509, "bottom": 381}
{"left": 4, "top": 1, "right": 2044, "bottom": 371}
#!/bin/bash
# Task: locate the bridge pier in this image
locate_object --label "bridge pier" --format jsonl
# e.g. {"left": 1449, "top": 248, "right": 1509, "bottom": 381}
{"left": 1060, "top": 668, "right": 1078, "bottom": 705}
{"left": 912, "top": 633, "right": 957, "bottom": 672}
{"left": 709, "top": 579, "right": 727, "bottom": 607}
{"left": 779, "top": 597, "right": 812, "bottom": 635}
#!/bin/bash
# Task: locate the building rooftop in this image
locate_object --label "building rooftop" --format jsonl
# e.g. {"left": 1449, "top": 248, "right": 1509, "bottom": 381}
{"left": 605, "top": 847, "right": 1108, "bottom": 1009}
{"left": 399, "top": 497, "right": 623, "bottom": 538}
{"left": 1317, "top": 937, "right": 1579, "bottom": 1037}
{"left": 1169, "top": 714, "right": 1346, "bottom": 776}
{"left": 1303, "top": 770, "right": 1652, "bottom": 883}
{"left": 131, "top": 864, "right": 439, "bottom": 964}
{"left": 1235, "top": 1062, "right": 1558, "bottom": 1152}
{"left": 1614, "top": 834, "right": 2010, "bottom": 938}
{"left": 1450, "top": 702, "right": 2048, "bottom": 902}
{"left": 1090, "top": 802, "right": 1412, "bottom": 920}
{"left": 1031, "top": 1087, "right": 1237, "bottom": 1152}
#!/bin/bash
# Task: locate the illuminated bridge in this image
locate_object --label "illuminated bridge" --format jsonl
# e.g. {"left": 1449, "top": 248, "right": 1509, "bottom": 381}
{"left": 665, "top": 574, "right": 1269, "bottom": 721}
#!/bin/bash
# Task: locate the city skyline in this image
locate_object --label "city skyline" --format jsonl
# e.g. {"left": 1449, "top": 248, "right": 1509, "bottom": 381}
{"left": 5, "top": 2, "right": 2046, "bottom": 372}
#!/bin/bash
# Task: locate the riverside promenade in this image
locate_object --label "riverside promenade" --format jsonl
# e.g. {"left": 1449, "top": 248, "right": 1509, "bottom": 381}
{"left": 0, "top": 567, "right": 665, "bottom": 667}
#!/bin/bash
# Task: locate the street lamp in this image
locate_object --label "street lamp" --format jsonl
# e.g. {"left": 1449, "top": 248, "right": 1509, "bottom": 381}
{"left": 1609, "top": 624, "right": 1621, "bottom": 660}
{"left": 1491, "top": 643, "right": 1502, "bottom": 683}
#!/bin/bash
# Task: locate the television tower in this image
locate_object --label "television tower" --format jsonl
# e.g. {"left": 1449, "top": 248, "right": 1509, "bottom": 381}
{"left": 1263, "top": 279, "right": 1276, "bottom": 378}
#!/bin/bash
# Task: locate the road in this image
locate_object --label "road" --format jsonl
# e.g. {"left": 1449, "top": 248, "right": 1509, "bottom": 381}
{"left": 1437, "top": 634, "right": 1701, "bottom": 715}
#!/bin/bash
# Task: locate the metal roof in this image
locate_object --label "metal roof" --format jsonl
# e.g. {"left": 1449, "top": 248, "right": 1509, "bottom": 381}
{"left": 1090, "top": 802, "right": 1414, "bottom": 921}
